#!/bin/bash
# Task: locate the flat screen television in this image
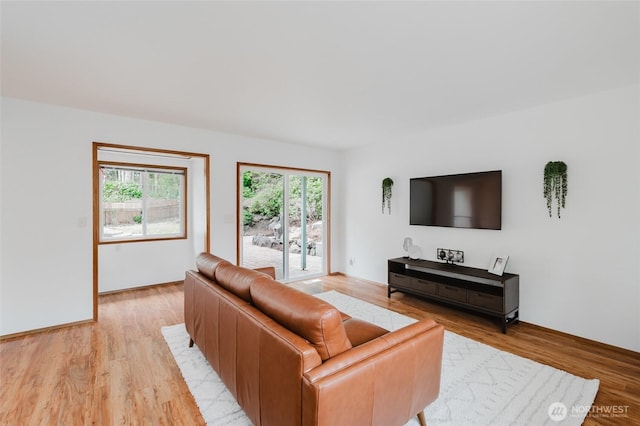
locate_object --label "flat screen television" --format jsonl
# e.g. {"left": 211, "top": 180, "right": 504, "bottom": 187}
{"left": 410, "top": 170, "right": 502, "bottom": 230}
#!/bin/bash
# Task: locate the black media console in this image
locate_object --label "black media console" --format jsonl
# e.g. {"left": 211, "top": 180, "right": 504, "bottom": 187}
{"left": 388, "top": 257, "right": 519, "bottom": 333}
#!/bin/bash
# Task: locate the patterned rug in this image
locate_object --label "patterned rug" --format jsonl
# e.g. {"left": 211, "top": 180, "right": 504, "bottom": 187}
{"left": 162, "top": 290, "right": 599, "bottom": 425}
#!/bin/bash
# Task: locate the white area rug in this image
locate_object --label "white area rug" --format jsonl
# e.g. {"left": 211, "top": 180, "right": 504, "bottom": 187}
{"left": 162, "top": 290, "right": 599, "bottom": 425}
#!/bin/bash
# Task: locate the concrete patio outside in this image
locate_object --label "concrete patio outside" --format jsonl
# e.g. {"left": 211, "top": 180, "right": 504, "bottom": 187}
{"left": 242, "top": 236, "right": 323, "bottom": 281}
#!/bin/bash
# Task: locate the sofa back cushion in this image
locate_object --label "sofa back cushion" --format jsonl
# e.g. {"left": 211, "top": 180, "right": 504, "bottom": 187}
{"left": 196, "top": 252, "right": 230, "bottom": 280}
{"left": 215, "top": 262, "right": 271, "bottom": 303}
{"left": 251, "top": 277, "right": 352, "bottom": 361}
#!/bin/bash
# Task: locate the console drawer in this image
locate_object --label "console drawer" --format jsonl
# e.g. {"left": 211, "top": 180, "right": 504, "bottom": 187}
{"left": 438, "top": 284, "right": 467, "bottom": 302}
{"left": 412, "top": 278, "right": 438, "bottom": 295}
{"left": 389, "top": 273, "right": 411, "bottom": 288}
{"left": 468, "top": 291, "right": 503, "bottom": 312}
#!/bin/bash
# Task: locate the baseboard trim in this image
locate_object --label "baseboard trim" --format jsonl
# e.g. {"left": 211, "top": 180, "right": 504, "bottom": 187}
{"left": 0, "top": 319, "right": 94, "bottom": 342}
{"left": 516, "top": 319, "right": 639, "bottom": 357}
{"left": 98, "top": 280, "right": 183, "bottom": 296}
{"left": 2, "top": 281, "right": 184, "bottom": 341}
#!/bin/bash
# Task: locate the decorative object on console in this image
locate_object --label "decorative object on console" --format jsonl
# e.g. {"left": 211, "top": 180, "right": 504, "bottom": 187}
{"left": 543, "top": 161, "right": 568, "bottom": 218}
{"left": 408, "top": 245, "right": 423, "bottom": 260}
{"left": 437, "top": 248, "right": 464, "bottom": 264}
{"left": 402, "top": 237, "right": 413, "bottom": 257}
{"left": 488, "top": 255, "right": 509, "bottom": 276}
{"left": 382, "top": 177, "right": 393, "bottom": 214}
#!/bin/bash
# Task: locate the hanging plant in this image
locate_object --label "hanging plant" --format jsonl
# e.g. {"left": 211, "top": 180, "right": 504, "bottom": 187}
{"left": 382, "top": 177, "right": 393, "bottom": 214}
{"left": 543, "top": 161, "right": 568, "bottom": 218}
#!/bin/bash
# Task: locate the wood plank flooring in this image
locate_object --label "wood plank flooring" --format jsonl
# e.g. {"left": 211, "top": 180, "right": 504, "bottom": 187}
{"left": 1, "top": 274, "right": 638, "bottom": 425}
{"left": 0, "top": 283, "right": 202, "bottom": 425}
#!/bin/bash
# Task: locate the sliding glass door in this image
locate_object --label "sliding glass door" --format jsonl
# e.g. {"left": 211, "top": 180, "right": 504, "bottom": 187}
{"left": 239, "top": 164, "right": 328, "bottom": 282}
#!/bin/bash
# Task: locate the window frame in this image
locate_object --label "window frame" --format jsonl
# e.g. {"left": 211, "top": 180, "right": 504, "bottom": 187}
{"left": 98, "top": 160, "right": 188, "bottom": 244}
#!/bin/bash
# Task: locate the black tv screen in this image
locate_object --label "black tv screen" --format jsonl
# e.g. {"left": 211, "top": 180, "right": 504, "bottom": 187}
{"left": 410, "top": 170, "right": 502, "bottom": 230}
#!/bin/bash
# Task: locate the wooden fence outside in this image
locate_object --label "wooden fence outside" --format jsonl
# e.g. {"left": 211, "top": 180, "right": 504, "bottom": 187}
{"left": 103, "top": 199, "right": 180, "bottom": 225}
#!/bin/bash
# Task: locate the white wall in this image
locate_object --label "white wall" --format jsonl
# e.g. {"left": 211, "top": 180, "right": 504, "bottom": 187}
{"left": 0, "top": 97, "right": 342, "bottom": 336}
{"left": 2, "top": 86, "right": 638, "bottom": 352}
{"left": 341, "top": 85, "right": 640, "bottom": 352}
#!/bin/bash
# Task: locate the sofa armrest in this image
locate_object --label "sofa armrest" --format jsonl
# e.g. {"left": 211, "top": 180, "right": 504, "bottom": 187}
{"left": 304, "top": 319, "right": 440, "bottom": 381}
{"left": 253, "top": 266, "right": 276, "bottom": 279}
{"left": 302, "top": 319, "right": 444, "bottom": 426}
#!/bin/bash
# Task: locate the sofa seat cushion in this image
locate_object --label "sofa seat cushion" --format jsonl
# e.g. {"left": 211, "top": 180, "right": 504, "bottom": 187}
{"left": 343, "top": 318, "right": 389, "bottom": 347}
{"left": 250, "top": 278, "right": 352, "bottom": 361}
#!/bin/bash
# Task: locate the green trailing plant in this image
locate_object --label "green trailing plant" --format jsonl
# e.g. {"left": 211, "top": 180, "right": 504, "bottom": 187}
{"left": 543, "top": 161, "right": 568, "bottom": 218}
{"left": 382, "top": 177, "right": 393, "bottom": 214}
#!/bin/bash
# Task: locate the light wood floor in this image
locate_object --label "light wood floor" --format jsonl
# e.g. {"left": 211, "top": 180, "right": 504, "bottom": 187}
{"left": 1, "top": 274, "right": 638, "bottom": 425}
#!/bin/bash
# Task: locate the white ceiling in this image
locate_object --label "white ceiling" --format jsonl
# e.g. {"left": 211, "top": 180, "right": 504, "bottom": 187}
{"left": 2, "top": 1, "right": 639, "bottom": 150}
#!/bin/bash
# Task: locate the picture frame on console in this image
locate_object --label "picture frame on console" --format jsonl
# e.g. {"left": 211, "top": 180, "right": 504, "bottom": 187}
{"left": 488, "top": 255, "right": 509, "bottom": 276}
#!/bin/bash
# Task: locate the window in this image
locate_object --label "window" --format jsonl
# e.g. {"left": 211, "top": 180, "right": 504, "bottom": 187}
{"left": 99, "top": 162, "right": 186, "bottom": 242}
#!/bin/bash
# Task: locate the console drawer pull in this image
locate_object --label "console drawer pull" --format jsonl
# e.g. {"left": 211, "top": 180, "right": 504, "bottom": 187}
{"left": 468, "top": 291, "right": 502, "bottom": 311}
{"left": 414, "top": 279, "right": 438, "bottom": 294}
{"left": 439, "top": 285, "right": 467, "bottom": 302}
{"left": 389, "top": 273, "right": 410, "bottom": 287}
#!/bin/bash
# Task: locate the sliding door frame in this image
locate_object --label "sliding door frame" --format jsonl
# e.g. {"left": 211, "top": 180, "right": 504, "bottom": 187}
{"left": 236, "top": 162, "right": 331, "bottom": 278}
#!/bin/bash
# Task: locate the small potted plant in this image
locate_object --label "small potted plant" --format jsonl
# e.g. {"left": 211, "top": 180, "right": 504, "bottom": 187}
{"left": 382, "top": 177, "right": 393, "bottom": 214}
{"left": 543, "top": 161, "right": 567, "bottom": 218}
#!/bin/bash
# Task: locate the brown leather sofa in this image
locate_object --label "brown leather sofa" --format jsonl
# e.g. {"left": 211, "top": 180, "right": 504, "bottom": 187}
{"left": 184, "top": 252, "right": 444, "bottom": 426}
